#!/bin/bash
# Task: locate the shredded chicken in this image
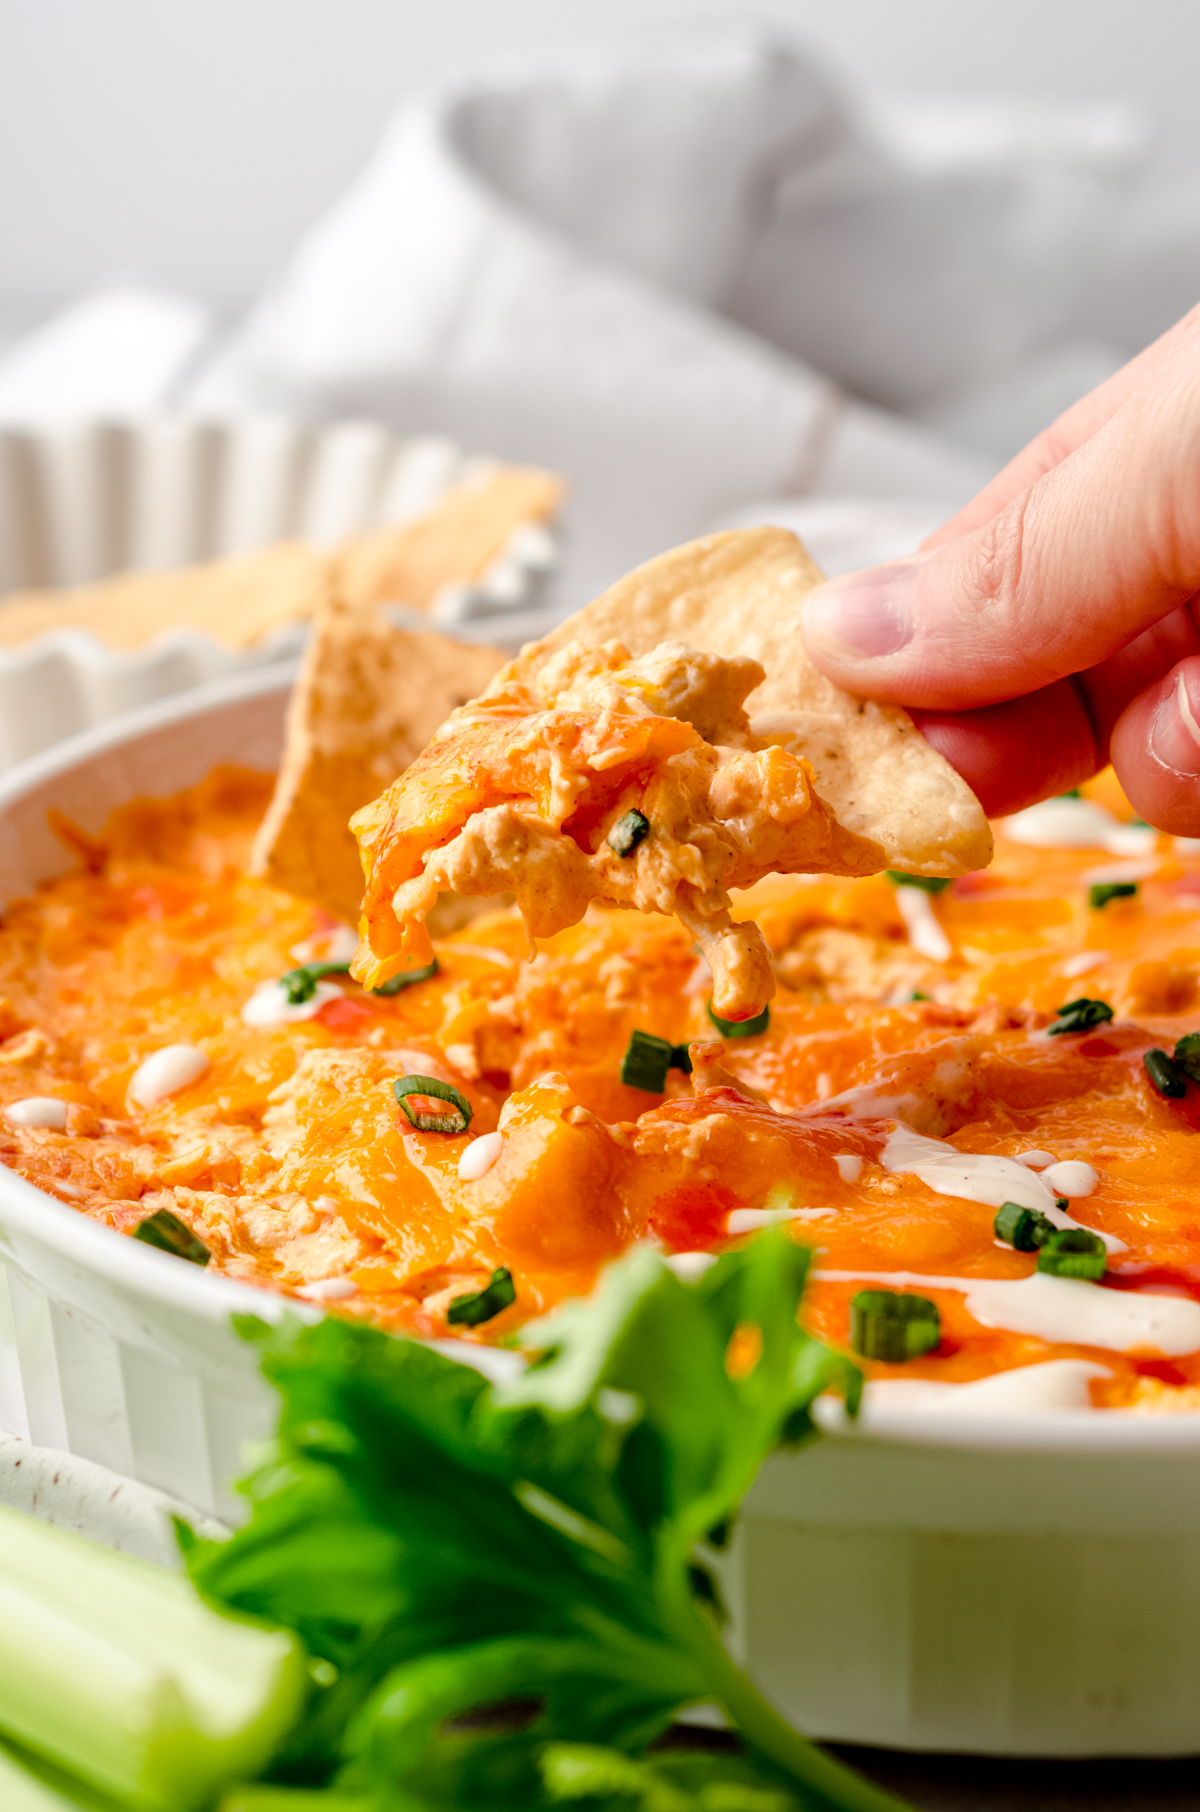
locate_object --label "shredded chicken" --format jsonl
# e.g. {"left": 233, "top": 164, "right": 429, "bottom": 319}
{"left": 351, "top": 639, "right": 876, "bottom": 1020}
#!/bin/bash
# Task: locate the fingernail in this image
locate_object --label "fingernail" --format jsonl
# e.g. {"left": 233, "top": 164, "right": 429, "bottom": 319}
{"left": 1151, "top": 672, "right": 1200, "bottom": 774}
{"left": 801, "top": 557, "right": 923, "bottom": 662}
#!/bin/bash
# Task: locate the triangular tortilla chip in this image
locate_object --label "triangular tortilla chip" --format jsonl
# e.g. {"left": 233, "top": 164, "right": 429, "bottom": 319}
{"left": 508, "top": 527, "right": 991, "bottom": 879}
{"left": 0, "top": 543, "right": 330, "bottom": 652}
{"left": 346, "top": 529, "right": 990, "bottom": 1024}
{"left": 0, "top": 463, "right": 564, "bottom": 651}
{"left": 251, "top": 600, "right": 505, "bottom": 923}
{"left": 335, "top": 465, "right": 565, "bottom": 613}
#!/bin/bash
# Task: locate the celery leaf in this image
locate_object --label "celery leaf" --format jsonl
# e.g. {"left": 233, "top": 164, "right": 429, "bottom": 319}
{"left": 185, "top": 1231, "right": 900, "bottom": 1812}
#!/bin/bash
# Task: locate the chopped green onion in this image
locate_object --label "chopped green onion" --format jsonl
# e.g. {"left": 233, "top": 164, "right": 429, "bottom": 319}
{"left": 1036, "top": 1227, "right": 1106, "bottom": 1281}
{"left": 393, "top": 1074, "right": 473, "bottom": 1133}
{"left": 132, "top": 1208, "right": 210, "bottom": 1267}
{"left": 1088, "top": 882, "right": 1138, "bottom": 910}
{"left": 447, "top": 1266, "right": 516, "bottom": 1327}
{"left": 706, "top": 1000, "right": 771, "bottom": 1039}
{"left": 1144, "top": 1048, "right": 1187, "bottom": 1098}
{"left": 0, "top": 1502, "right": 306, "bottom": 1811}
{"left": 1174, "top": 1032, "right": 1200, "bottom": 1082}
{"left": 619, "top": 1030, "right": 692, "bottom": 1092}
{"left": 1058, "top": 789, "right": 1082, "bottom": 800}
{"left": 607, "top": 810, "right": 650, "bottom": 858}
{"left": 994, "top": 1202, "right": 1055, "bottom": 1251}
{"left": 280, "top": 955, "right": 439, "bottom": 1003}
{"left": 1047, "top": 997, "right": 1114, "bottom": 1036}
{"left": 885, "top": 871, "right": 952, "bottom": 894}
{"left": 849, "top": 1290, "right": 940, "bottom": 1362}
{"left": 279, "top": 959, "right": 348, "bottom": 1005}
{"left": 373, "top": 958, "right": 439, "bottom": 996}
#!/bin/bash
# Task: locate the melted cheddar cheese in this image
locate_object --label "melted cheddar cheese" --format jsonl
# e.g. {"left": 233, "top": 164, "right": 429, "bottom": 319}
{"left": 5, "top": 765, "right": 1200, "bottom": 1411}
{"left": 350, "top": 640, "right": 881, "bottom": 1022}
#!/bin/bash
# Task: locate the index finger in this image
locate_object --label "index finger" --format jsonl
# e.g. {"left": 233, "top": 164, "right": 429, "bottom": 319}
{"left": 924, "top": 304, "right": 1200, "bottom": 550}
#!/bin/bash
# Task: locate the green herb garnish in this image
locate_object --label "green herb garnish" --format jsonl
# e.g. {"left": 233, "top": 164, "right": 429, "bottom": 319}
{"left": 849, "top": 1290, "right": 940, "bottom": 1362}
{"left": 1144, "top": 1048, "right": 1187, "bottom": 1098}
{"left": 607, "top": 810, "right": 650, "bottom": 858}
{"left": 447, "top": 1266, "right": 516, "bottom": 1327}
{"left": 179, "top": 1232, "right": 906, "bottom": 1812}
{"left": 993, "top": 1202, "right": 1055, "bottom": 1252}
{"left": 373, "top": 958, "right": 440, "bottom": 995}
{"left": 280, "top": 959, "right": 349, "bottom": 1005}
{"left": 1047, "top": 997, "right": 1114, "bottom": 1036}
{"left": 131, "top": 1208, "right": 210, "bottom": 1267}
{"left": 1036, "top": 1227, "right": 1106, "bottom": 1281}
{"left": 619, "top": 1030, "right": 693, "bottom": 1092}
{"left": 0, "top": 1232, "right": 911, "bottom": 1812}
{"left": 280, "top": 956, "right": 439, "bottom": 1003}
{"left": 1088, "top": 882, "right": 1137, "bottom": 910}
{"left": 1174, "top": 1032, "right": 1200, "bottom": 1082}
{"left": 706, "top": 1000, "right": 771, "bottom": 1039}
{"left": 539, "top": 1741, "right": 804, "bottom": 1811}
{"left": 393, "top": 1073, "right": 473, "bottom": 1133}
{"left": 884, "top": 872, "right": 952, "bottom": 894}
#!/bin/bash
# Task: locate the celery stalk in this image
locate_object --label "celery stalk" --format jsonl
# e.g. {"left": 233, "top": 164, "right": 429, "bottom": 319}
{"left": 0, "top": 1506, "right": 308, "bottom": 1812}
{"left": 0, "top": 1734, "right": 122, "bottom": 1811}
{"left": 219, "top": 1793, "right": 368, "bottom": 1811}
{"left": 0, "top": 1750, "right": 94, "bottom": 1812}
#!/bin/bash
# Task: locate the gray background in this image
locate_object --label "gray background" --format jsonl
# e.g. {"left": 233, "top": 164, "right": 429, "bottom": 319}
{"left": 0, "top": 0, "right": 1197, "bottom": 313}
{"left": 3, "top": 11, "right": 1200, "bottom": 1796}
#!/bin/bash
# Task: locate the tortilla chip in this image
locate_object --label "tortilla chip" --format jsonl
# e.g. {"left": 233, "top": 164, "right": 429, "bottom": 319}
{"left": 335, "top": 465, "right": 565, "bottom": 613}
{"left": 0, "top": 463, "right": 565, "bottom": 652}
{"left": 0, "top": 543, "right": 330, "bottom": 652}
{"left": 502, "top": 528, "right": 991, "bottom": 877}
{"left": 250, "top": 601, "right": 506, "bottom": 923}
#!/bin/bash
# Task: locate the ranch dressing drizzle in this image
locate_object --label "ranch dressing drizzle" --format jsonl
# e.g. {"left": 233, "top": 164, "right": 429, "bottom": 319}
{"left": 882, "top": 1124, "right": 1125, "bottom": 1251}
{"left": 1001, "top": 797, "right": 1156, "bottom": 855}
{"left": 127, "top": 1043, "right": 209, "bottom": 1108}
{"left": 288, "top": 923, "right": 360, "bottom": 966}
{"left": 861, "top": 1358, "right": 1112, "bottom": 1416}
{"left": 1061, "top": 950, "right": 1109, "bottom": 978}
{"left": 816, "top": 1268, "right": 1200, "bottom": 1355}
{"left": 241, "top": 977, "right": 344, "bottom": 1028}
{"left": 296, "top": 1276, "right": 358, "bottom": 1302}
{"left": 458, "top": 1130, "right": 503, "bottom": 1181}
{"left": 4, "top": 1096, "right": 67, "bottom": 1129}
{"left": 1080, "top": 859, "right": 1159, "bottom": 886}
{"left": 894, "top": 885, "right": 952, "bottom": 962}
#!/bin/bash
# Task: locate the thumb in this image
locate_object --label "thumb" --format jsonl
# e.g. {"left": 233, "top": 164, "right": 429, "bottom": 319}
{"left": 799, "top": 360, "right": 1200, "bottom": 711}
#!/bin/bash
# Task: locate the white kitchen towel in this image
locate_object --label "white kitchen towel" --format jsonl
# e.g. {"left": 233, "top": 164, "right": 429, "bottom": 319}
{"left": 190, "top": 33, "right": 1005, "bottom": 603}
{"left": 0, "top": 286, "right": 211, "bottom": 424}
{"left": 9, "top": 29, "right": 1200, "bottom": 606}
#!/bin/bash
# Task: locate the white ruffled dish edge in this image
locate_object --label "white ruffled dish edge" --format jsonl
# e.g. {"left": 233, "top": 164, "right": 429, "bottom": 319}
{"left": 1, "top": 669, "right": 1200, "bottom": 1753}
{"left": 0, "top": 416, "right": 562, "bottom": 771}
{"left": 0, "top": 1429, "right": 223, "bottom": 1565}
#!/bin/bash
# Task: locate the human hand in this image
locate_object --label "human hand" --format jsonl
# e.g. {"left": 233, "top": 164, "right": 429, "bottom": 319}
{"left": 799, "top": 306, "right": 1200, "bottom": 834}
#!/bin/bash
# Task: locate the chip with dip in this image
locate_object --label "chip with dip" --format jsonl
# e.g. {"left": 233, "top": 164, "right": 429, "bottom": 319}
{"left": 4, "top": 525, "right": 1200, "bottom": 1420}
{"left": 348, "top": 530, "right": 991, "bottom": 1020}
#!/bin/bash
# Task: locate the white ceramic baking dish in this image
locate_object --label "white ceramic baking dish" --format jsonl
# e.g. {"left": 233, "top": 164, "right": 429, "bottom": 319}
{"left": 1, "top": 670, "right": 1199, "bottom": 1758}
{"left": 0, "top": 417, "right": 561, "bottom": 770}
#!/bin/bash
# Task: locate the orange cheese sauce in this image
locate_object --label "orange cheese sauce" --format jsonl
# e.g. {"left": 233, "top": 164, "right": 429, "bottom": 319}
{"left": 4, "top": 765, "right": 1200, "bottom": 1407}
